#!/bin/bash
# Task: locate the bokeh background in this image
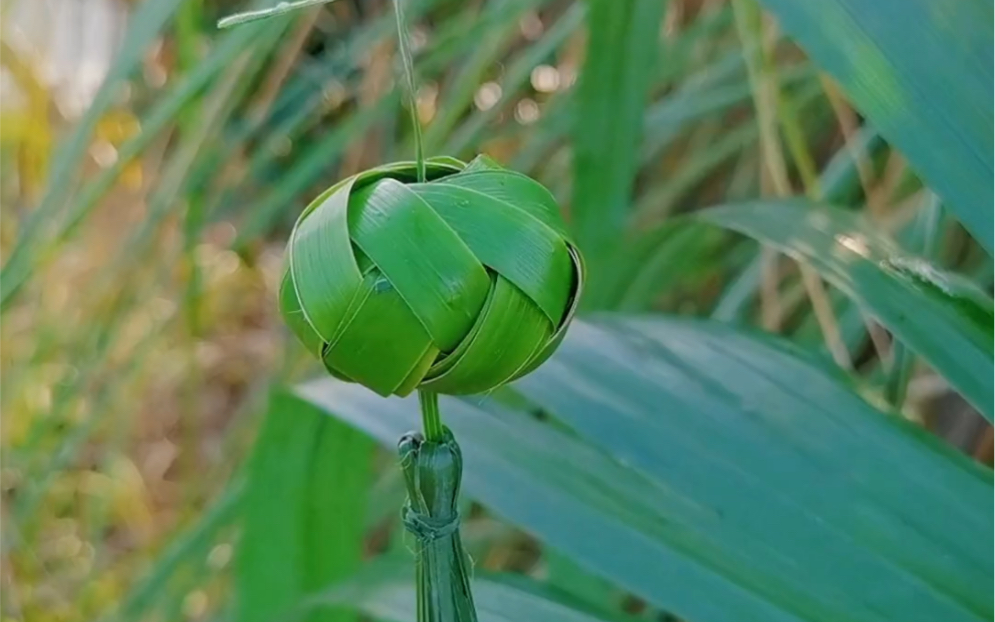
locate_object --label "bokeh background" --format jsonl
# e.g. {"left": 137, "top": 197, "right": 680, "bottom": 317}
{"left": 1, "top": 1, "right": 991, "bottom": 621}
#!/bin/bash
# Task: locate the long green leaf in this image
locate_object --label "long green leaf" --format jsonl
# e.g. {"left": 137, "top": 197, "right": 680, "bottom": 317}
{"left": 303, "top": 561, "right": 632, "bottom": 622}
{"left": 699, "top": 200, "right": 994, "bottom": 420}
{"left": 753, "top": 0, "right": 994, "bottom": 254}
{"left": 572, "top": 0, "right": 666, "bottom": 304}
{"left": 238, "top": 390, "right": 373, "bottom": 622}
{"left": 544, "top": 553, "right": 618, "bottom": 615}
{"left": 298, "top": 317, "right": 992, "bottom": 622}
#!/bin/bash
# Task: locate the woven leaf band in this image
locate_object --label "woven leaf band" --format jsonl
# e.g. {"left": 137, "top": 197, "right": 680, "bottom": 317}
{"left": 280, "top": 155, "right": 584, "bottom": 397}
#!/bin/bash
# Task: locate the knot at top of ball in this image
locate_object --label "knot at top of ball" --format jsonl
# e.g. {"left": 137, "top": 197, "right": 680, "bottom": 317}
{"left": 280, "top": 155, "right": 584, "bottom": 396}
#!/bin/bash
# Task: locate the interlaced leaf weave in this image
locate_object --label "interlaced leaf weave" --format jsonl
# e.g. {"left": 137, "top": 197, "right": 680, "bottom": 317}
{"left": 280, "top": 155, "right": 584, "bottom": 397}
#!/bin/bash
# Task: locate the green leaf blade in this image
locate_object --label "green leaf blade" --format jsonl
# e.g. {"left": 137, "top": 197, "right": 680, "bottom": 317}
{"left": 422, "top": 276, "right": 552, "bottom": 395}
{"left": 289, "top": 180, "right": 365, "bottom": 342}
{"left": 441, "top": 170, "right": 572, "bottom": 242}
{"left": 311, "top": 561, "right": 632, "bottom": 622}
{"left": 698, "top": 200, "right": 994, "bottom": 421}
{"left": 412, "top": 182, "right": 575, "bottom": 325}
{"left": 349, "top": 179, "right": 490, "bottom": 352}
{"left": 238, "top": 390, "right": 373, "bottom": 622}
{"left": 297, "top": 318, "right": 992, "bottom": 622}
{"left": 572, "top": 0, "right": 667, "bottom": 302}
{"left": 754, "top": 0, "right": 994, "bottom": 254}
{"left": 516, "top": 319, "right": 992, "bottom": 615}
{"left": 323, "top": 270, "right": 437, "bottom": 397}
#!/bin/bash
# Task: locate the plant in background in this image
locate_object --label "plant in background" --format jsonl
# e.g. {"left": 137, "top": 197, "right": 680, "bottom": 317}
{"left": 223, "top": 2, "right": 583, "bottom": 620}
{"left": 3, "top": 0, "right": 990, "bottom": 621}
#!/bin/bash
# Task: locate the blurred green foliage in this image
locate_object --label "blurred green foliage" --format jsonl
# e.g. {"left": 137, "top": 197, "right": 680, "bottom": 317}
{"left": 0, "top": 1, "right": 991, "bottom": 621}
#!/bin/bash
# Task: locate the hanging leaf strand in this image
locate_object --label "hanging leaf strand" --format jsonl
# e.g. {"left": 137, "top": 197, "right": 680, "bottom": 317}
{"left": 217, "top": 0, "right": 339, "bottom": 29}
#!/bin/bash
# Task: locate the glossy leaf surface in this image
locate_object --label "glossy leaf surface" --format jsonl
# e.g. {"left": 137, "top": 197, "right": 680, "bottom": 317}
{"left": 238, "top": 391, "right": 373, "bottom": 622}
{"left": 310, "top": 561, "right": 630, "bottom": 622}
{"left": 699, "top": 200, "right": 994, "bottom": 420}
{"left": 298, "top": 317, "right": 993, "bottom": 622}
{"left": 754, "top": 0, "right": 994, "bottom": 253}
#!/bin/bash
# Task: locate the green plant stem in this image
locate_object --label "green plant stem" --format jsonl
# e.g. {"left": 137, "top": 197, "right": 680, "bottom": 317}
{"left": 392, "top": 0, "right": 426, "bottom": 182}
{"left": 732, "top": 0, "right": 851, "bottom": 368}
{"left": 419, "top": 391, "right": 444, "bottom": 441}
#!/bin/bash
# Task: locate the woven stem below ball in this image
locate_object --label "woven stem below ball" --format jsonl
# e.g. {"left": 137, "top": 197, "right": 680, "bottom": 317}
{"left": 399, "top": 429, "right": 477, "bottom": 622}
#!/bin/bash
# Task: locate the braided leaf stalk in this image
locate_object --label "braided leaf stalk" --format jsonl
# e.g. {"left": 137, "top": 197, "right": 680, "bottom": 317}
{"left": 399, "top": 429, "right": 476, "bottom": 622}
{"left": 279, "top": 154, "right": 583, "bottom": 622}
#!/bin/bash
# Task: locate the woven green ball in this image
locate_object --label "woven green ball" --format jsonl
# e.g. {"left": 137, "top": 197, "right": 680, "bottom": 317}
{"left": 280, "top": 155, "right": 584, "bottom": 397}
